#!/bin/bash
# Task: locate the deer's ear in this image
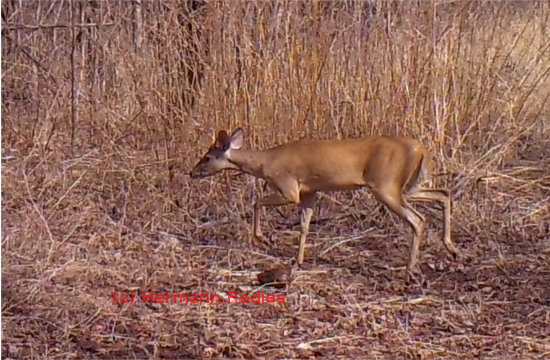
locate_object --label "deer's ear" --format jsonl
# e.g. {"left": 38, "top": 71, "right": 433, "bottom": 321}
{"left": 215, "top": 130, "right": 231, "bottom": 150}
{"left": 230, "top": 128, "right": 244, "bottom": 150}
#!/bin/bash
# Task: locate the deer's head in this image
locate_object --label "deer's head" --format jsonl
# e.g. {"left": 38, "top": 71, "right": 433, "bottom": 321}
{"left": 189, "top": 128, "right": 244, "bottom": 179}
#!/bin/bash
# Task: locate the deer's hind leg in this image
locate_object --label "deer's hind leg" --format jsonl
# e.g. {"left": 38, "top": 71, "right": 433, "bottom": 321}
{"left": 406, "top": 188, "right": 460, "bottom": 259}
{"left": 371, "top": 185, "right": 426, "bottom": 273}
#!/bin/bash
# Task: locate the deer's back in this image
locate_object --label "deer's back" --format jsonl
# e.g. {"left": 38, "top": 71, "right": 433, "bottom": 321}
{"left": 263, "top": 136, "right": 426, "bottom": 192}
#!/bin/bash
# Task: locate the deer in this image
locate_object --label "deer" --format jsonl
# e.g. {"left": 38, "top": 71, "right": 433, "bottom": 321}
{"left": 189, "top": 128, "right": 460, "bottom": 275}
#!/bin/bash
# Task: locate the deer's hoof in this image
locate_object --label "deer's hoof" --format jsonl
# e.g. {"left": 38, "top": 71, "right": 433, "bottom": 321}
{"left": 406, "top": 267, "right": 424, "bottom": 285}
{"left": 453, "top": 249, "right": 462, "bottom": 261}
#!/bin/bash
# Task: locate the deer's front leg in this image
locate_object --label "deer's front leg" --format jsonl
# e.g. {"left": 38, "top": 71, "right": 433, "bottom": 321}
{"left": 297, "top": 192, "right": 316, "bottom": 266}
{"left": 253, "top": 193, "right": 295, "bottom": 239}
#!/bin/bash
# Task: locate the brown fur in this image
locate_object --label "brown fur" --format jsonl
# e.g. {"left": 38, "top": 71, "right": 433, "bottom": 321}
{"left": 190, "top": 128, "right": 460, "bottom": 273}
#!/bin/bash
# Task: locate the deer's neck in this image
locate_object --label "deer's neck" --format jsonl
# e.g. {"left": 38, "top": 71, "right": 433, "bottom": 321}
{"left": 228, "top": 149, "right": 268, "bottom": 179}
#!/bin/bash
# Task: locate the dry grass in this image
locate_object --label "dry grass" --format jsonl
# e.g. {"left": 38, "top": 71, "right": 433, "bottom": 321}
{"left": 2, "top": 1, "right": 550, "bottom": 358}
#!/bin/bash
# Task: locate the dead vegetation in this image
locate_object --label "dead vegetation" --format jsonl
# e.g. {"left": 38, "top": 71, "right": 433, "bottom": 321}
{"left": 2, "top": 1, "right": 549, "bottom": 358}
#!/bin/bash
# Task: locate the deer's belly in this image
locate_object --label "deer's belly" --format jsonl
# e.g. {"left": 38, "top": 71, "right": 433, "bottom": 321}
{"left": 301, "top": 176, "right": 366, "bottom": 192}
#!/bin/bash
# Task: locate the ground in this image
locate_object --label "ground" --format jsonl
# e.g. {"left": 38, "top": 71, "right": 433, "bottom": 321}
{"left": 2, "top": 165, "right": 549, "bottom": 359}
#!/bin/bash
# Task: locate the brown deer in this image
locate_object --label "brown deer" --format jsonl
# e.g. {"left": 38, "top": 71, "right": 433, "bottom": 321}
{"left": 190, "top": 128, "right": 460, "bottom": 274}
